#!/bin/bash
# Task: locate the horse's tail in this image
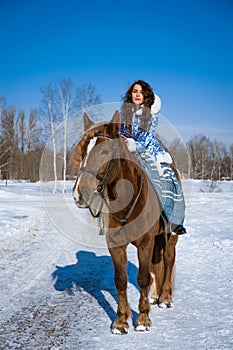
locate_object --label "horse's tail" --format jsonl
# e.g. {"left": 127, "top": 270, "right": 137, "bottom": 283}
{"left": 149, "top": 233, "right": 166, "bottom": 303}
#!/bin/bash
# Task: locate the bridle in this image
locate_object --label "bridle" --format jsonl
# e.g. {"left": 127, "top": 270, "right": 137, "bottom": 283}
{"left": 78, "top": 134, "right": 117, "bottom": 198}
{"left": 77, "top": 134, "right": 143, "bottom": 225}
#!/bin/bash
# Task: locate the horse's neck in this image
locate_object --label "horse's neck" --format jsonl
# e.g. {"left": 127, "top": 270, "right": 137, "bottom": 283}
{"left": 120, "top": 154, "right": 141, "bottom": 192}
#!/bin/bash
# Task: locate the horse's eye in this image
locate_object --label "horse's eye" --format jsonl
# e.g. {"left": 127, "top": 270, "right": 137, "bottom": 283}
{"left": 101, "top": 149, "right": 109, "bottom": 155}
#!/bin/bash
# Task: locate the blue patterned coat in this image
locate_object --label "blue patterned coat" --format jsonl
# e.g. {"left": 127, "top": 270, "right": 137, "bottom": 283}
{"left": 120, "top": 109, "right": 165, "bottom": 159}
{"left": 120, "top": 107, "right": 185, "bottom": 225}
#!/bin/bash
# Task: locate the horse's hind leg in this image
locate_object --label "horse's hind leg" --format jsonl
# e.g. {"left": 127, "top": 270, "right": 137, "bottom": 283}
{"left": 159, "top": 234, "right": 178, "bottom": 308}
{"left": 135, "top": 236, "right": 154, "bottom": 331}
{"left": 109, "top": 245, "right": 131, "bottom": 335}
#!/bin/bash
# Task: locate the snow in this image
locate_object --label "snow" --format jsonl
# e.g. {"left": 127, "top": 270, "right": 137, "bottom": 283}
{"left": 0, "top": 179, "right": 233, "bottom": 349}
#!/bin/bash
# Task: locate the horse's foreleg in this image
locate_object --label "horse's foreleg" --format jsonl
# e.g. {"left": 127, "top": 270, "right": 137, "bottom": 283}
{"left": 159, "top": 234, "right": 178, "bottom": 308}
{"left": 135, "top": 237, "right": 153, "bottom": 331}
{"left": 109, "top": 245, "right": 131, "bottom": 335}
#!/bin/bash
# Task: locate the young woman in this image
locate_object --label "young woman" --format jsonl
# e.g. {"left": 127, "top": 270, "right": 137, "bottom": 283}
{"left": 120, "top": 80, "right": 187, "bottom": 235}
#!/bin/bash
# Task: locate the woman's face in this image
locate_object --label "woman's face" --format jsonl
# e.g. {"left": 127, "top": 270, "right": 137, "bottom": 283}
{"left": 131, "top": 84, "right": 144, "bottom": 106}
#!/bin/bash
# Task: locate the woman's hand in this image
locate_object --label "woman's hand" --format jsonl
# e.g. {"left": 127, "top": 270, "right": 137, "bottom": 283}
{"left": 121, "top": 135, "right": 129, "bottom": 146}
{"left": 120, "top": 135, "right": 136, "bottom": 152}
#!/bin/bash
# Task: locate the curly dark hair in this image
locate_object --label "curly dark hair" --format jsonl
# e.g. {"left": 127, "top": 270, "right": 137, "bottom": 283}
{"left": 121, "top": 80, "right": 155, "bottom": 133}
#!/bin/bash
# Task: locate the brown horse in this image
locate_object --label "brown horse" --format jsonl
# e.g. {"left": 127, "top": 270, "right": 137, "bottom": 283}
{"left": 72, "top": 111, "right": 178, "bottom": 334}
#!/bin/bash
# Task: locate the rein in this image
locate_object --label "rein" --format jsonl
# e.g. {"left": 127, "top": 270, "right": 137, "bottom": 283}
{"left": 78, "top": 134, "right": 144, "bottom": 225}
{"left": 101, "top": 167, "right": 144, "bottom": 225}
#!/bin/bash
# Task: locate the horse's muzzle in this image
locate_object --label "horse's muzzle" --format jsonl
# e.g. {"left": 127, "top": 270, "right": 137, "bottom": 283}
{"left": 73, "top": 187, "right": 91, "bottom": 208}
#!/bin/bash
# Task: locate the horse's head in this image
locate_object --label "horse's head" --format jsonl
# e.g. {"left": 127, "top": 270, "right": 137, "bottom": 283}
{"left": 72, "top": 111, "right": 121, "bottom": 213}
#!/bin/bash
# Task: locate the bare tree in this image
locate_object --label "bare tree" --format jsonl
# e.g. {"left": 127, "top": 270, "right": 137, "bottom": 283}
{"left": 40, "top": 79, "right": 76, "bottom": 192}
{"left": 187, "top": 134, "right": 212, "bottom": 179}
{"left": 22, "top": 109, "right": 43, "bottom": 181}
{"left": 53, "top": 79, "right": 74, "bottom": 193}
{"left": 40, "top": 79, "right": 102, "bottom": 192}
{"left": 26, "top": 109, "right": 40, "bottom": 153}
{"left": 209, "top": 140, "right": 227, "bottom": 180}
{"left": 0, "top": 97, "right": 6, "bottom": 123}
{"left": 75, "top": 83, "right": 101, "bottom": 112}
{"left": 1, "top": 107, "right": 19, "bottom": 179}
{"left": 18, "top": 109, "right": 26, "bottom": 154}
{"left": 18, "top": 109, "right": 26, "bottom": 178}
{"left": 230, "top": 144, "right": 233, "bottom": 180}
{"left": 40, "top": 84, "right": 59, "bottom": 192}
{"left": 0, "top": 97, "right": 7, "bottom": 179}
{"left": 222, "top": 144, "right": 233, "bottom": 180}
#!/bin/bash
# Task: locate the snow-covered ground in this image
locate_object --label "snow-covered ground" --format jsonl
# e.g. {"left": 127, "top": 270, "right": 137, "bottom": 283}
{"left": 0, "top": 179, "right": 233, "bottom": 349}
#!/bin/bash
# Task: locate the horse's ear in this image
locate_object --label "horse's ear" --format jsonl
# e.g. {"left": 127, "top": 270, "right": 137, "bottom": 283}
{"left": 110, "top": 110, "right": 121, "bottom": 135}
{"left": 83, "top": 112, "right": 94, "bottom": 131}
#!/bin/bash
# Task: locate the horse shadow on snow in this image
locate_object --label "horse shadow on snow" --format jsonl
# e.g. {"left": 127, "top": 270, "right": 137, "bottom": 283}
{"left": 52, "top": 250, "right": 139, "bottom": 327}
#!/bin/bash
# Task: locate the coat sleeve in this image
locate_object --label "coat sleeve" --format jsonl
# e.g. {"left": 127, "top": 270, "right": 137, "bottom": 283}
{"left": 134, "top": 114, "right": 164, "bottom": 156}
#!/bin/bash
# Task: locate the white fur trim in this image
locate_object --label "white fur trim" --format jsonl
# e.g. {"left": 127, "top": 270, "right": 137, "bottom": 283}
{"left": 157, "top": 152, "right": 173, "bottom": 164}
{"left": 127, "top": 138, "right": 137, "bottom": 152}
{"left": 151, "top": 94, "right": 161, "bottom": 114}
{"left": 135, "top": 107, "right": 143, "bottom": 115}
{"left": 155, "top": 160, "right": 164, "bottom": 176}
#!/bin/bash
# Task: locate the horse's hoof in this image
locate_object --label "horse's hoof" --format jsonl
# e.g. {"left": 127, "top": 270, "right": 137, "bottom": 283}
{"left": 135, "top": 324, "right": 151, "bottom": 332}
{"left": 149, "top": 296, "right": 158, "bottom": 305}
{"left": 111, "top": 327, "right": 128, "bottom": 335}
{"left": 158, "top": 301, "right": 172, "bottom": 308}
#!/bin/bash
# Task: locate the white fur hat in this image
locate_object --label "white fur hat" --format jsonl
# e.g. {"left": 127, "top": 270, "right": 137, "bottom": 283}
{"left": 151, "top": 94, "right": 161, "bottom": 114}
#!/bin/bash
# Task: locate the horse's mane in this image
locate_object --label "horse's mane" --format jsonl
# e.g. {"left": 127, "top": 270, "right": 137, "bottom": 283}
{"left": 69, "top": 121, "right": 121, "bottom": 174}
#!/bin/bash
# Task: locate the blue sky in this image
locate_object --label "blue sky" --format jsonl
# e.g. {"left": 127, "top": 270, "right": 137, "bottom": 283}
{"left": 0, "top": 0, "right": 233, "bottom": 146}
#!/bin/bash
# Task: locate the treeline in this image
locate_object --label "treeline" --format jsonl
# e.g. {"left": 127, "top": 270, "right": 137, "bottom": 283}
{"left": 0, "top": 79, "right": 101, "bottom": 185}
{"left": 169, "top": 135, "right": 233, "bottom": 181}
{"left": 0, "top": 102, "right": 42, "bottom": 182}
{"left": 1, "top": 79, "right": 232, "bottom": 184}
{"left": 187, "top": 135, "right": 233, "bottom": 180}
